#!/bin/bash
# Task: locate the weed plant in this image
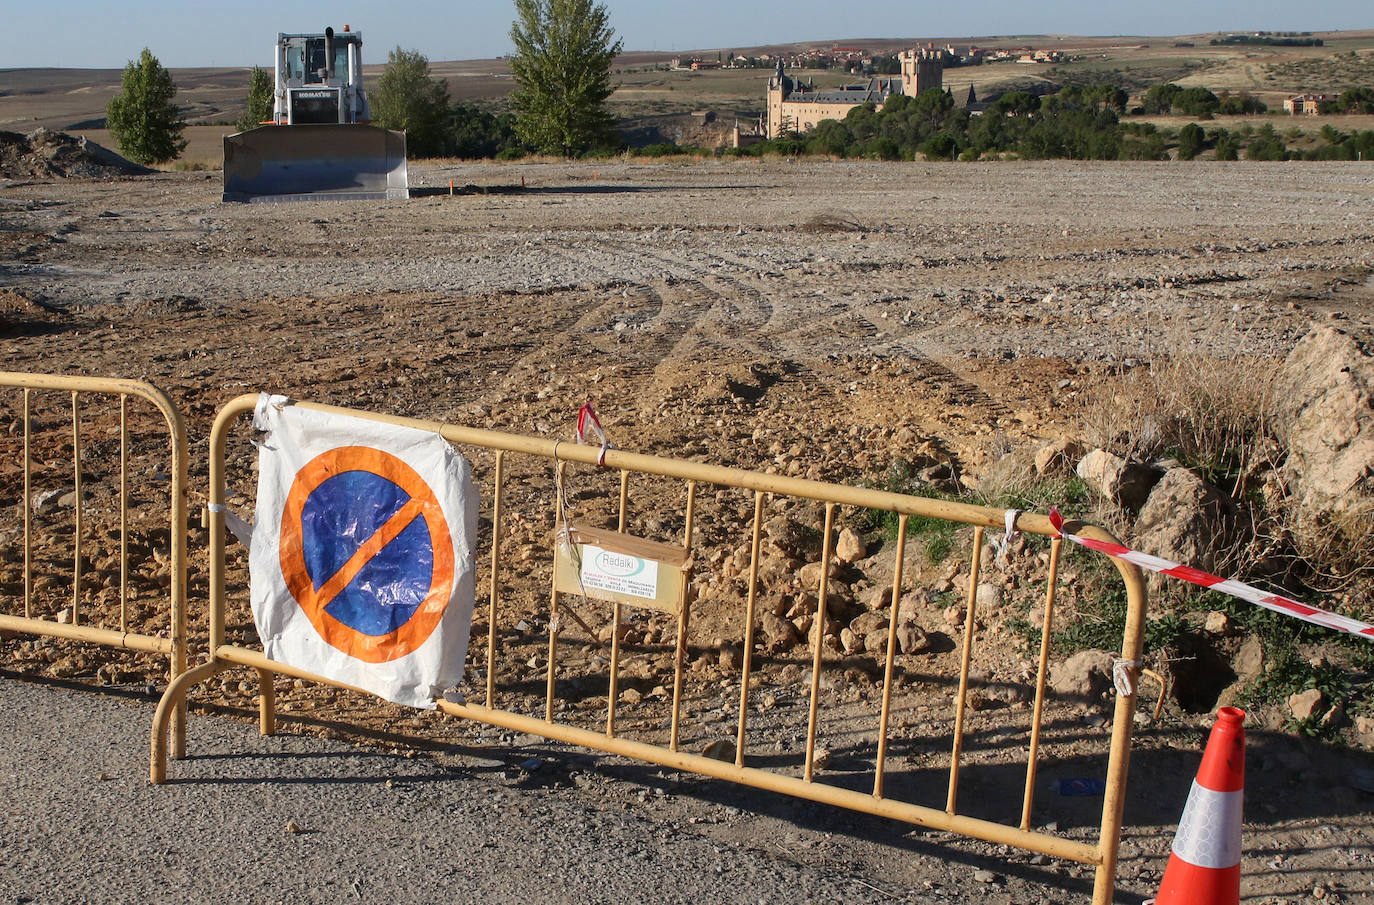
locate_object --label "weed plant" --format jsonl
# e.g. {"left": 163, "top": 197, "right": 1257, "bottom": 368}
{"left": 855, "top": 458, "right": 960, "bottom": 565}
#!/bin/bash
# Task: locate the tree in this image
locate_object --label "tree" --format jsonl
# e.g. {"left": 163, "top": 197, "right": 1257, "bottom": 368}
{"left": 805, "top": 119, "right": 853, "bottom": 157}
{"left": 1175, "top": 87, "right": 1220, "bottom": 118}
{"left": 1336, "top": 87, "right": 1374, "bottom": 114}
{"left": 105, "top": 49, "right": 186, "bottom": 165}
{"left": 235, "top": 66, "right": 273, "bottom": 132}
{"left": 373, "top": 48, "right": 452, "bottom": 159}
{"left": 988, "top": 91, "right": 1041, "bottom": 117}
{"left": 919, "top": 132, "right": 958, "bottom": 161}
{"left": 509, "top": 0, "right": 623, "bottom": 156}
{"left": 1218, "top": 91, "right": 1266, "bottom": 115}
{"left": 1143, "top": 83, "right": 1183, "bottom": 114}
{"left": 1245, "top": 124, "right": 1288, "bottom": 161}
{"left": 1177, "top": 122, "right": 1205, "bottom": 160}
{"left": 449, "top": 105, "right": 520, "bottom": 159}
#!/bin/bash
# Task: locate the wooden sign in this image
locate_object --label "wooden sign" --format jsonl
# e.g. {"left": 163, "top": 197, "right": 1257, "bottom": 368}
{"left": 553, "top": 522, "right": 690, "bottom": 616}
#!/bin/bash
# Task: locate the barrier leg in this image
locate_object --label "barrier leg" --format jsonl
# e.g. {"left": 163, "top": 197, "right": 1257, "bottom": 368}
{"left": 170, "top": 700, "right": 186, "bottom": 761}
{"left": 150, "top": 660, "right": 232, "bottom": 784}
{"left": 256, "top": 668, "right": 277, "bottom": 736}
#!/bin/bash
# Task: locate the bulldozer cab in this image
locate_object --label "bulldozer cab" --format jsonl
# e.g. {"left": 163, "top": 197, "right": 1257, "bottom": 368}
{"left": 222, "top": 26, "right": 408, "bottom": 203}
{"left": 287, "top": 35, "right": 349, "bottom": 85}
{"left": 274, "top": 28, "right": 368, "bottom": 126}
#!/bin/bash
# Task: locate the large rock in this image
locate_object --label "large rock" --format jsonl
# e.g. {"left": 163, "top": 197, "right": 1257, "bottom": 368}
{"left": 1035, "top": 438, "right": 1087, "bottom": 477}
{"left": 834, "top": 527, "right": 866, "bottom": 564}
{"left": 1288, "top": 687, "right": 1326, "bottom": 722}
{"left": 759, "top": 613, "right": 800, "bottom": 652}
{"left": 763, "top": 515, "right": 816, "bottom": 560}
{"left": 1215, "top": 634, "right": 1264, "bottom": 709}
{"left": 895, "top": 622, "right": 934, "bottom": 654}
{"left": 1272, "top": 326, "right": 1374, "bottom": 557}
{"left": 1134, "top": 468, "right": 1240, "bottom": 580}
{"left": 1050, "top": 649, "right": 1115, "bottom": 701}
{"left": 1076, "top": 448, "right": 1161, "bottom": 510}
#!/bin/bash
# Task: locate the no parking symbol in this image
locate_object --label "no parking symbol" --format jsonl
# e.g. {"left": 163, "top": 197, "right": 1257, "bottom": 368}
{"left": 250, "top": 396, "right": 476, "bottom": 709}
{"left": 279, "top": 446, "right": 454, "bottom": 664}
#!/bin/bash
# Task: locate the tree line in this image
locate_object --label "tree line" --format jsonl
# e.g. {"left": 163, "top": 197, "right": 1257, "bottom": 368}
{"left": 762, "top": 85, "right": 1155, "bottom": 161}
{"left": 743, "top": 84, "right": 1374, "bottom": 162}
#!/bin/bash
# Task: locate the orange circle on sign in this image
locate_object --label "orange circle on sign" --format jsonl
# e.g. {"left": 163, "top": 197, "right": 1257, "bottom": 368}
{"left": 278, "top": 446, "right": 455, "bottom": 663}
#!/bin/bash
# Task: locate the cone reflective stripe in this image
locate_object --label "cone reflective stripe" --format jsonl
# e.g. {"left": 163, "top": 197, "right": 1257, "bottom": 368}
{"left": 1154, "top": 707, "right": 1246, "bottom": 905}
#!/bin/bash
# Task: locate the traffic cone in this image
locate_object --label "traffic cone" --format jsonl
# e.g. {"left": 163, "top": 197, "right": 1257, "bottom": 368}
{"left": 1153, "top": 706, "right": 1245, "bottom": 905}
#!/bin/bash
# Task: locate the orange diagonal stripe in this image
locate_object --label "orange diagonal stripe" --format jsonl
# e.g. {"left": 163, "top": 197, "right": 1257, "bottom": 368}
{"left": 311, "top": 497, "right": 427, "bottom": 610}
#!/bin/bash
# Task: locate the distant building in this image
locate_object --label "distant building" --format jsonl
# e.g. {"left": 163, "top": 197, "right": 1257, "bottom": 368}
{"left": 765, "top": 47, "right": 943, "bottom": 138}
{"left": 1284, "top": 94, "right": 1334, "bottom": 115}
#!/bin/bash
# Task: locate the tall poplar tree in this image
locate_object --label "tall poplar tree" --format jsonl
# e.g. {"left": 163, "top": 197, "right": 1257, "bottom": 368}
{"left": 509, "top": 0, "right": 622, "bottom": 156}
{"left": 106, "top": 49, "right": 187, "bottom": 164}
{"left": 373, "top": 48, "right": 452, "bottom": 158}
{"left": 235, "top": 66, "right": 273, "bottom": 132}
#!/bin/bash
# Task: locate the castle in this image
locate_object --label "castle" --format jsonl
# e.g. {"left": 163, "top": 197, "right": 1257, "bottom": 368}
{"left": 765, "top": 48, "right": 943, "bottom": 139}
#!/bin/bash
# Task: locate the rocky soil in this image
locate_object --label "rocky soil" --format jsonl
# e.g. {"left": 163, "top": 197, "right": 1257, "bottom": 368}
{"left": 1, "top": 154, "right": 1372, "bottom": 903}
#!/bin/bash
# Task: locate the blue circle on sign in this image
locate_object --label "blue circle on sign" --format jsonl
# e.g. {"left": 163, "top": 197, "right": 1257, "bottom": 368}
{"left": 299, "top": 470, "right": 434, "bottom": 636}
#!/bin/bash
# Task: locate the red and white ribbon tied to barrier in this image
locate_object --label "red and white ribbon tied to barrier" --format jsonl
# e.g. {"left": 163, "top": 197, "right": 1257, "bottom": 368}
{"left": 575, "top": 402, "right": 613, "bottom": 466}
{"left": 1048, "top": 508, "right": 1374, "bottom": 641}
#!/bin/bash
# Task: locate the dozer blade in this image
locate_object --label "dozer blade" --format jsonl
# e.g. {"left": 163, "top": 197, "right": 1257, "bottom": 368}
{"left": 222, "top": 124, "right": 408, "bottom": 203}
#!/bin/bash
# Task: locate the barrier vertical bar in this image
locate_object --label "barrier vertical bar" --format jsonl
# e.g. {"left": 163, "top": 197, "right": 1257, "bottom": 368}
{"left": 547, "top": 461, "right": 565, "bottom": 724}
{"left": 804, "top": 502, "right": 836, "bottom": 782}
{"left": 21, "top": 388, "right": 31, "bottom": 619}
{"left": 607, "top": 601, "right": 622, "bottom": 737}
{"left": 947, "top": 525, "right": 985, "bottom": 814}
{"left": 670, "top": 481, "right": 696, "bottom": 751}
{"left": 257, "top": 667, "right": 277, "bottom": 736}
{"left": 167, "top": 386, "right": 189, "bottom": 761}
{"left": 607, "top": 466, "right": 630, "bottom": 733}
{"left": 1090, "top": 525, "right": 1149, "bottom": 905}
{"left": 119, "top": 394, "right": 129, "bottom": 633}
{"left": 69, "top": 392, "right": 81, "bottom": 626}
{"left": 735, "top": 491, "right": 764, "bottom": 766}
{"left": 207, "top": 399, "right": 233, "bottom": 659}
{"left": 486, "top": 450, "right": 505, "bottom": 709}
{"left": 71, "top": 391, "right": 82, "bottom": 626}
{"left": 1021, "top": 536, "right": 1062, "bottom": 830}
{"left": 873, "top": 514, "right": 909, "bottom": 798}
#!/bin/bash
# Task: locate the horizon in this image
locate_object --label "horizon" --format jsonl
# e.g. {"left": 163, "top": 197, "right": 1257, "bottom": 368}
{"left": 0, "top": 1, "right": 1369, "bottom": 71}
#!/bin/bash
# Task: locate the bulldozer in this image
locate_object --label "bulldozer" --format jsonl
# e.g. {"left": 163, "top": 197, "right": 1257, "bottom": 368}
{"left": 222, "top": 26, "right": 409, "bottom": 202}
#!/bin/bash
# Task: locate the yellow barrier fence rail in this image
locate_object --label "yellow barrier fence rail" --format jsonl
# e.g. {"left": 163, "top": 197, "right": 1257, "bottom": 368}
{"left": 0, "top": 372, "right": 189, "bottom": 757}
{"left": 153, "top": 394, "right": 1147, "bottom": 905}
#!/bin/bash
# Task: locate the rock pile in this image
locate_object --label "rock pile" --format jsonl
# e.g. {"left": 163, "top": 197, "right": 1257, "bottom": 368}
{"left": 0, "top": 129, "right": 153, "bottom": 180}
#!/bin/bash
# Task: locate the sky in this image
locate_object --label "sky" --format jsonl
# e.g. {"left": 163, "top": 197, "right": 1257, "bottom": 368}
{"left": 1, "top": 0, "right": 1368, "bottom": 70}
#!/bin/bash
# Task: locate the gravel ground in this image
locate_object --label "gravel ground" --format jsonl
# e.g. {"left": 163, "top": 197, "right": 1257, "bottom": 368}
{"left": 1, "top": 158, "right": 1373, "bottom": 904}
{"left": 0, "top": 675, "right": 1106, "bottom": 905}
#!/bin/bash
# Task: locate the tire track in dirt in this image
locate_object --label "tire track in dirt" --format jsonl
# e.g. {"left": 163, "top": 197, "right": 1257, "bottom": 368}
{"left": 531, "top": 245, "right": 717, "bottom": 385}
{"left": 740, "top": 255, "right": 1020, "bottom": 425}
{"left": 601, "top": 242, "right": 861, "bottom": 410}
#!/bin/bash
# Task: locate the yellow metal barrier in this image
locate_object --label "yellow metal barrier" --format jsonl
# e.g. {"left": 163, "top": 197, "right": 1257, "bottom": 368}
{"left": 0, "top": 372, "right": 189, "bottom": 757}
{"left": 153, "top": 394, "right": 1147, "bottom": 905}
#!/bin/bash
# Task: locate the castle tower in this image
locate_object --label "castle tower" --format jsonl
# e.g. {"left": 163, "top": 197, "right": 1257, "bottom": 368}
{"left": 766, "top": 59, "right": 793, "bottom": 139}
{"left": 898, "top": 48, "right": 943, "bottom": 98}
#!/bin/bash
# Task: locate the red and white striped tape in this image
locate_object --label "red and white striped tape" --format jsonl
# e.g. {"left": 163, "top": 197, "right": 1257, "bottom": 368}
{"left": 575, "top": 402, "right": 612, "bottom": 466}
{"left": 1048, "top": 508, "right": 1374, "bottom": 641}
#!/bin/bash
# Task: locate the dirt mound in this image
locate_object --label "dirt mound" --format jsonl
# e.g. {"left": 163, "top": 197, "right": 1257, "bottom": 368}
{"left": 0, "top": 289, "right": 66, "bottom": 336}
{"left": 0, "top": 129, "right": 154, "bottom": 180}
